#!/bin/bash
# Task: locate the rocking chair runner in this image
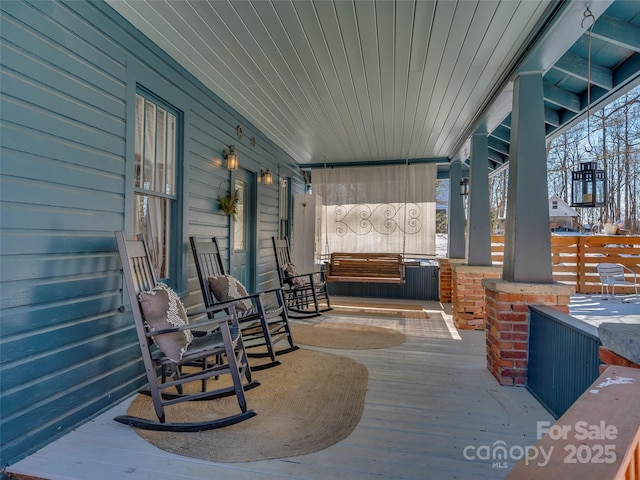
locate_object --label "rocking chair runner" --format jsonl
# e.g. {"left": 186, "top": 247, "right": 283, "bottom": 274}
{"left": 190, "top": 236, "right": 297, "bottom": 368}
{"left": 271, "top": 237, "right": 332, "bottom": 318}
{"left": 114, "top": 231, "right": 259, "bottom": 431}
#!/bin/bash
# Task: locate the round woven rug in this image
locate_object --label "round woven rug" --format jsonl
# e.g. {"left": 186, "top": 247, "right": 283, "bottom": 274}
{"left": 290, "top": 322, "right": 405, "bottom": 349}
{"left": 126, "top": 348, "right": 368, "bottom": 462}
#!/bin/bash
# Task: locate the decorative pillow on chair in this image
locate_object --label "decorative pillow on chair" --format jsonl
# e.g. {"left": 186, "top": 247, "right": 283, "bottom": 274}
{"left": 138, "top": 283, "right": 194, "bottom": 362}
{"left": 208, "top": 275, "right": 253, "bottom": 312}
{"left": 283, "top": 263, "right": 305, "bottom": 287}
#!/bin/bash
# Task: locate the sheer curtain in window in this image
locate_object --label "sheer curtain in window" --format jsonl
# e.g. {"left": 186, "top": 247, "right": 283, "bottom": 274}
{"left": 312, "top": 164, "right": 436, "bottom": 257}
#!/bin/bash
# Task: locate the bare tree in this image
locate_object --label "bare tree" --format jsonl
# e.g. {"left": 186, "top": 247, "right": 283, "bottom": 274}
{"left": 545, "top": 85, "right": 640, "bottom": 234}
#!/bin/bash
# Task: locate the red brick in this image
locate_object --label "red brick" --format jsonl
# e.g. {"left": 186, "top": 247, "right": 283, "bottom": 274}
{"left": 497, "top": 293, "right": 524, "bottom": 302}
{"left": 599, "top": 347, "right": 640, "bottom": 368}
{"left": 502, "top": 350, "right": 527, "bottom": 360}
{"left": 496, "top": 321, "right": 513, "bottom": 331}
{"left": 501, "top": 368, "right": 527, "bottom": 377}
{"left": 526, "top": 294, "right": 557, "bottom": 304}
{"left": 501, "top": 332, "right": 528, "bottom": 342}
{"left": 512, "top": 303, "right": 530, "bottom": 313}
{"left": 500, "top": 312, "right": 528, "bottom": 322}
{"left": 485, "top": 290, "right": 498, "bottom": 300}
{"left": 455, "top": 323, "right": 474, "bottom": 330}
{"left": 513, "top": 323, "right": 528, "bottom": 332}
{"left": 495, "top": 301, "right": 515, "bottom": 311}
{"left": 495, "top": 359, "right": 515, "bottom": 368}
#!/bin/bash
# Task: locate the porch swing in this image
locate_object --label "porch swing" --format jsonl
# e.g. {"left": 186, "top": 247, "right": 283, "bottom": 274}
{"left": 321, "top": 160, "right": 420, "bottom": 284}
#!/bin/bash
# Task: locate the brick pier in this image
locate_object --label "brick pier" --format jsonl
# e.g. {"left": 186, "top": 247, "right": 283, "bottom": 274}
{"left": 451, "top": 264, "right": 501, "bottom": 330}
{"left": 437, "top": 258, "right": 465, "bottom": 304}
{"left": 482, "top": 279, "right": 574, "bottom": 386}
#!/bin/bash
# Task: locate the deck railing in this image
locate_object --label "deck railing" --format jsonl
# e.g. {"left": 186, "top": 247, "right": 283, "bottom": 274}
{"left": 491, "top": 235, "right": 640, "bottom": 294}
{"left": 527, "top": 305, "right": 602, "bottom": 419}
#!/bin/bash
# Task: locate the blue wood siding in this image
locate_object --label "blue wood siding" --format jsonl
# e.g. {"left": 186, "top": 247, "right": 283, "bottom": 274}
{"left": 0, "top": 0, "right": 302, "bottom": 468}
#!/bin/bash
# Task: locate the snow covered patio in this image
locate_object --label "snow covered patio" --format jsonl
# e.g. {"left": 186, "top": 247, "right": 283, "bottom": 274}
{"left": 570, "top": 293, "right": 640, "bottom": 327}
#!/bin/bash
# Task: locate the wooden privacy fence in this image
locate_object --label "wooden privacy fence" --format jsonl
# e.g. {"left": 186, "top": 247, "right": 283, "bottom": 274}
{"left": 491, "top": 235, "right": 640, "bottom": 294}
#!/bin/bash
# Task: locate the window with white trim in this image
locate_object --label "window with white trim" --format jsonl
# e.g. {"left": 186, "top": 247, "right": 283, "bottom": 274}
{"left": 133, "top": 91, "right": 180, "bottom": 281}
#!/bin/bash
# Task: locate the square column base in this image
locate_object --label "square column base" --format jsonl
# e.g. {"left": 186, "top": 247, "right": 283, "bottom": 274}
{"left": 482, "top": 279, "right": 573, "bottom": 386}
{"left": 451, "top": 264, "right": 501, "bottom": 330}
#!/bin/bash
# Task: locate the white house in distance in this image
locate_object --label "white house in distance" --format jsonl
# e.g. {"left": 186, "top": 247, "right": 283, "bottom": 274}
{"left": 549, "top": 194, "right": 579, "bottom": 230}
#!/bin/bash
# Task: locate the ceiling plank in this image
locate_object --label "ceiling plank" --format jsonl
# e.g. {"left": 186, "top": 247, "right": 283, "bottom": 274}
{"left": 408, "top": 0, "right": 457, "bottom": 157}
{"left": 354, "top": 0, "right": 386, "bottom": 159}
{"left": 435, "top": 0, "right": 550, "bottom": 156}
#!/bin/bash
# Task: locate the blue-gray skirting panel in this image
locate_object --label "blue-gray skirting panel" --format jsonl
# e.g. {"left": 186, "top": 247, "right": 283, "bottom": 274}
{"left": 327, "top": 265, "right": 439, "bottom": 300}
{"left": 527, "top": 305, "right": 602, "bottom": 419}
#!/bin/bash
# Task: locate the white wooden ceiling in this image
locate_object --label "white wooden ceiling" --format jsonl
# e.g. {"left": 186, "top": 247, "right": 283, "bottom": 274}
{"left": 107, "top": 0, "right": 558, "bottom": 166}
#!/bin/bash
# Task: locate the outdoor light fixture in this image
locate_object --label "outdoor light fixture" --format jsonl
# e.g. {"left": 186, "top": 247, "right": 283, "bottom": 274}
{"left": 223, "top": 145, "right": 238, "bottom": 170}
{"left": 459, "top": 177, "right": 469, "bottom": 196}
{"left": 571, "top": 161, "right": 605, "bottom": 207}
{"left": 261, "top": 169, "right": 273, "bottom": 186}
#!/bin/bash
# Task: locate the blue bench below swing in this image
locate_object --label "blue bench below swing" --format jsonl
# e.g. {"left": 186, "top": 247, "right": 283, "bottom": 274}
{"left": 326, "top": 258, "right": 439, "bottom": 300}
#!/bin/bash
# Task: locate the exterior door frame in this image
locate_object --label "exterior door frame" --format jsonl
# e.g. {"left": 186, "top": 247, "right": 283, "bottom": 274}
{"left": 229, "top": 167, "right": 257, "bottom": 292}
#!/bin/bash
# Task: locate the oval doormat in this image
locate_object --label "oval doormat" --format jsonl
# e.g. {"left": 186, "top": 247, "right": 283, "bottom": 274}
{"left": 126, "top": 348, "right": 368, "bottom": 462}
{"left": 290, "top": 322, "right": 406, "bottom": 349}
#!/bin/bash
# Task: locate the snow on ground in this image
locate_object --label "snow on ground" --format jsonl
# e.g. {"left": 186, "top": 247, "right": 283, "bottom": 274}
{"left": 436, "top": 233, "right": 448, "bottom": 258}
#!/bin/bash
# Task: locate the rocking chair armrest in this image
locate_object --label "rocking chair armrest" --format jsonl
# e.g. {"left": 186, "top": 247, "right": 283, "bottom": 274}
{"left": 145, "top": 313, "right": 234, "bottom": 338}
{"left": 210, "top": 294, "right": 261, "bottom": 310}
{"left": 187, "top": 301, "right": 242, "bottom": 318}
{"left": 287, "top": 272, "right": 319, "bottom": 282}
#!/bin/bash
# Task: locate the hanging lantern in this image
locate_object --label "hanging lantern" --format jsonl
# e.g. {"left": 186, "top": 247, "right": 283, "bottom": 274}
{"left": 459, "top": 177, "right": 469, "bottom": 196}
{"left": 571, "top": 161, "right": 605, "bottom": 207}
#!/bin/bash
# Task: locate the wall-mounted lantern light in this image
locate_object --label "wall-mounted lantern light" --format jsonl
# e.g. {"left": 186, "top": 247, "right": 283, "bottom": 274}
{"left": 261, "top": 169, "right": 273, "bottom": 186}
{"left": 459, "top": 177, "right": 469, "bottom": 196}
{"left": 571, "top": 161, "right": 605, "bottom": 207}
{"left": 223, "top": 145, "right": 238, "bottom": 170}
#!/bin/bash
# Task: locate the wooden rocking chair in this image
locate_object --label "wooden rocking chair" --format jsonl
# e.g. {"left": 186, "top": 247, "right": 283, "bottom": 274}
{"left": 114, "top": 231, "right": 259, "bottom": 431}
{"left": 190, "top": 236, "right": 297, "bottom": 369}
{"left": 272, "top": 237, "right": 332, "bottom": 318}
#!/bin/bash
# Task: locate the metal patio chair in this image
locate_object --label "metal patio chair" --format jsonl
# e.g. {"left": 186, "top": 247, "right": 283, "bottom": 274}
{"left": 190, "top": 236, "right": 297, "bottom": 369}
{"left": 597, "top": 262, "right": 638, "bottom": 300}
{"left": 114, "top": 231, "right": 259, "bottom": 431}
{"left": 271, "top": 237, "right": 332, "bottom": 318}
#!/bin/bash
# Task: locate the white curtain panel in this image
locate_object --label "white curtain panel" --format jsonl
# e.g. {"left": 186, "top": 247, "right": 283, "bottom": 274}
{"left": 312, "top": 164, "right": 436, "bottom": 256}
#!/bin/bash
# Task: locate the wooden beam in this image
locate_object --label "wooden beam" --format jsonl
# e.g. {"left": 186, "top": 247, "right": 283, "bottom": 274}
{"left": 543, "top": 82, "right": 582, "bottom": 112}
{"left": 552, "top": 51, "right": 613, "bottom": 90}
{"left": 591, "top": 15, "right": 640, "bottom": 52}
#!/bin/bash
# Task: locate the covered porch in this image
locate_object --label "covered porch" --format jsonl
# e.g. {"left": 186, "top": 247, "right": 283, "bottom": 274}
{"left": 2, "top": 0, "right": 640, "bottom": 475}
{"left": 8, "top": 293, "right": 639, "bottom": 479}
